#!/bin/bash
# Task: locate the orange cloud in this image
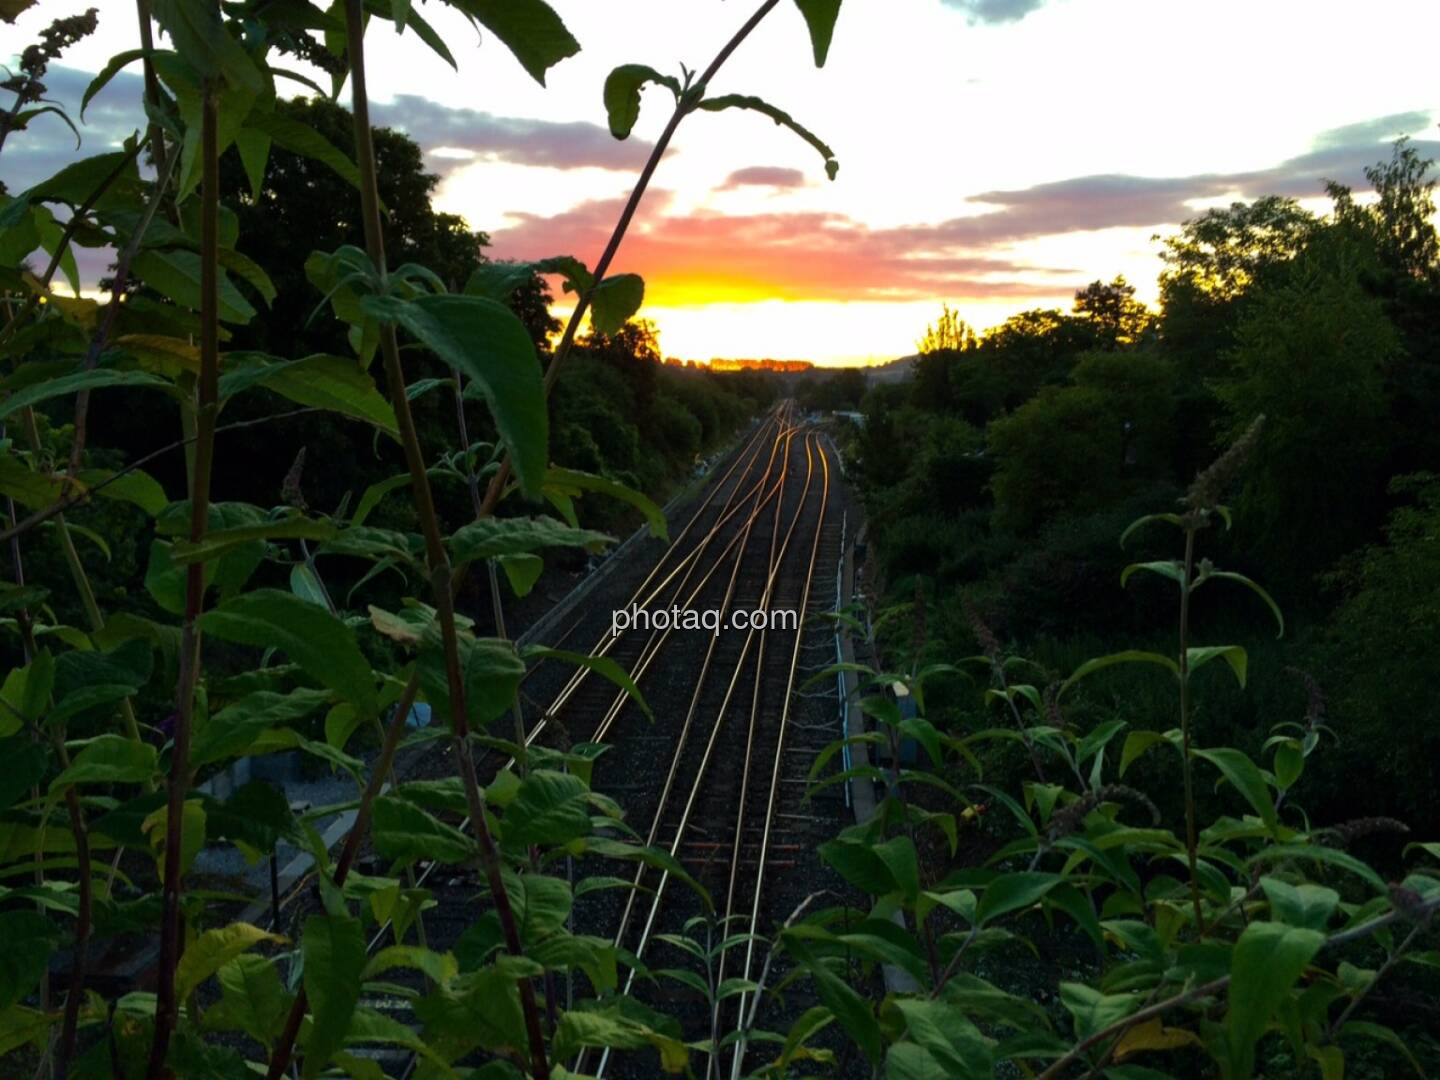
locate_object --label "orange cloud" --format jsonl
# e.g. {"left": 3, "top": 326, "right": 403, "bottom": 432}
{"left": 491, "top": 192, "right": 1077, "bottom": 307}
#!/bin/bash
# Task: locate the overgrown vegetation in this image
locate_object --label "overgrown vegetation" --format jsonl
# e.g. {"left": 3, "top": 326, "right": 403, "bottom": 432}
{"left": 835, "top": 137, "right": 1440, "bottom": 1075}
{"left": 2, "top": 0, "right": 1436, "bottom": 1077}
{"left": 0, "top": 0, "right": 828, "bottom": 1075}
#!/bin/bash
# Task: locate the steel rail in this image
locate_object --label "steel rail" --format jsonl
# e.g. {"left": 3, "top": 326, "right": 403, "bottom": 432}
{"left": 365, "top": 408, "right": 801, "bottom": 950}
{"left": 593, "top": 429, "right": 824, "bottom": 1079}
{"left": 598, "top": 422, "right": 802, "bottom": 964}
{"left": 378, "top": 407, "right": 808, "bottom": 1080}
{"left": 544, "top": 409, "right": 800, "bottom": 741}
{"left": 727, "top": 437, "right": 830, "bottom": 1079}
{"left": 528, "top": 403, "right": 789, "bottom": 709}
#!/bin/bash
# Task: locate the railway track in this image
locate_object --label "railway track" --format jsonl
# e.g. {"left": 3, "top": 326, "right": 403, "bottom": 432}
{"left": 336, "top": 402, "right": 854, "bottom": 1076}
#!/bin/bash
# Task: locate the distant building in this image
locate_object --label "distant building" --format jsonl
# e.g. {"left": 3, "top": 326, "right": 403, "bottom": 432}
{"left": 707, "top": 358, "right": 816, "bottom": 373}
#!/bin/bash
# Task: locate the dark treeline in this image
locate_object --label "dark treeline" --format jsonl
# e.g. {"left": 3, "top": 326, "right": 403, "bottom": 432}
{"left": 841, "top": 139, "right": 1440, "bottom": 839}
{"left": 67, "top": 98, "right": 774, "bottom": 618}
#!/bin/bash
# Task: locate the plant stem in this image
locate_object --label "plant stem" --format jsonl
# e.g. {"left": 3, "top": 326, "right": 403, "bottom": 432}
{"left": 265, "top": 671, "right": 423, "bottom": 1078}
{"left": 452, "top": 378, "right": 528, "bottom": 773}
{"left": 477, "top": 0, "right": 783, "bottom": 517}
{"left": 1322, "top": 922, "right": 1424, "bottom": 1044}
{"left": 291, "top": 5, "right": 549, "bottom": 1077}
{"left": 1177, "top": 525, "right": 1204, "bottom": 935}
{"left": 929, "top": 924, "right": 978, "bottom": 998}
{"left": 134, "top": 0, "right": 170, "bottom": 179}
{"left": 146, "top": 75, "right": 220, "bottom": 1080}
{"left": 53, "top": 742, "right": 93, "bottom": 1079}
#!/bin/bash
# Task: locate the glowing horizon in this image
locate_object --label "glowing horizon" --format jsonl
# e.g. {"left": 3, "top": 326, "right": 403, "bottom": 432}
{"left": 9, "top": 0, "right": 1439, "bottom": 367}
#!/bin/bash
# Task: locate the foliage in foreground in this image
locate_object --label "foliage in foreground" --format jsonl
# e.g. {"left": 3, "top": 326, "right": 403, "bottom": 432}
{"left": 2, "top": 1, "right": 1434, "bottom": 1078}
{"left": 0, "top": 0, "right": 843, "bottom": 1076}
{"left": 799, "top": 445, "right": 1439, "bottom": 1078}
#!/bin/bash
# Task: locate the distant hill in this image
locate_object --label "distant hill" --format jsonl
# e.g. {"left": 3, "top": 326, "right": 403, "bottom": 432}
{"left": 865, "top": 354, "right": 918, "bottom": 384}
{"left": 708, "top": 358, "right": 815, "bottom": 372}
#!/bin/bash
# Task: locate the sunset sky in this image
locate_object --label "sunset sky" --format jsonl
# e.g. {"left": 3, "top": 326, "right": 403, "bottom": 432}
{"left": 8, "top": 0, "right": 1440, "bottom": 365}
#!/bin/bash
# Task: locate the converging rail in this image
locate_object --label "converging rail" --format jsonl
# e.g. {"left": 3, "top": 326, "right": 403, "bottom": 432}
{"left": 321, "top": 401, "right": 852, "bottom": 1077}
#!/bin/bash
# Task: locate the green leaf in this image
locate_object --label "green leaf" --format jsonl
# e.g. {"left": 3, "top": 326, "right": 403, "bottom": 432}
{"left": 143, "top": 799, "right": 207, "bottom": 882}
{"left": 81, "top": 48, "right": 152, "bottom": 120}
{"left": 5, "top": 150, "right": 140, "bottom": 219}
{"left": 222, "top": 354, "right": 398, "bottom": 436}
{"left": 0, "top": 912, "right": 61, "bottom": 1010}
{"left": 393, "top": 3, "right": 454, "bottom": 68}
{"left": 602, "top": 64, "right": 681, "bottom": 139}
{"left": 234, "top": 127, "right": 271, "bottom": 197}
{"left": 448, "top": 515, "right": 610, "bottom": 569}
{"left": 1272, "top": 739, "right": 1304, "bottom": 790}
{"left": 589, "top": 273, "right": 645, "bottom": 335}
{"left": 457, "top": 0, "right": 580, "bottom": 85}
{"left": 372, "top": 795, "right": 475, "bottom": 866}
{"left": 1061, "top": 651, "right": 1178, "bottom": 697}
{"left": 497, "top": 553, "right": 543, "bottom": 597}
{"left": 1119, "top": 511, "right": 1184, "bottom": 547}
{"left": 977, "top": 872, "right": 1063, "bottom": 926}
{"left": 891, "top": 997, "right": 994, "bottom": 1077}
{"left": 522, "top": 646, "right": 652, "bottom": 721}
{"left": 1246, "top": 844, "right": 1387, "bottom": 893}
{"left": 544, "top": 466, "right": 668, "bottom": 540}
{"left": 0, "top": 652, "right": 54, "bottom": 732}
{"left": 696, "top": 94, "right": 839, "bottom": 180}
{"left": 50, "top": 735, "right": 157, "bottom": 791}
{"left": 290, "top": 563, "right": 329, "bottom": 608}
{"left": 176, "top": 922, "right": 284, "bottom": 1001}
{"left": 362, "top": 294, "right": 547, "bottom": 495}
{"left": 1186, "top": 644, "right": 1246, "bottom": 687}
{"left": 208, "top": 954, "right": 288, "bottom": 1049}
{"left": 131, "top": 248, "right": 257, "bottom": 324}
{"left": 1120, "top": 560, "right": 1185, "bottom": 588}
{"left": 1194, "top": 747, "right": 1276, "bottom": 829}
{"left": 1205, "top": 570, "right": 1285, "bottom": 638}
{"left": 217, "top": 247, "right": 276, "bottom": 304}
{"left": 1338, "top": 1020, "right": 1426, "bottom": 1077}
{"left": 246, "top": 107, "right": 362, "bottom": 190}
{"left": 1260, "top": 877, "right": 1338, "bottom": 932}
{"left": 1059, "top": 982, "right": 1140, "bottom": 1040}
{"left": 352, "top": 473, "right": 410, "bottom": 527}
{"left": 193, "top": 687, "right": 333, "bottom": 766}
{"left": 502, "top": 770, "right": 592, "bottom": 849}
{"left": 417, "top": 629, "right": 525, "bottom": 731}
{"left": 1226, "top": 921, "right": 1324, "bottom": 1078}
{"left": 300, "top": 914, "right": 366, "bottom": 1078}
{"left": 170, "top": 517, "right": 337, "bottom": 564}
{"left": 1118, "top": 728, "right": 1181, "bottom": 776}
{"left": 792, "top": 0, "right": 843, "bottom": 66}
{"left": 198, "top": 589, "right": 378, "bottom": 718}
{"left": 818, "top": 835, "right": 916, "bottom": 897}
{"left": 506, "top": 870, "right": 573, "bottom": 943}
{"left": 152, "top": 0, "right": 262, "bottom": 90}
{"left": 551, "top": 1003, "right": 688, "bottom": 1073}
{"left": 206, "top": 781, "right": 301, "bottom": 857}
{"left": 782, "top": 937, "right": 881, "bottom": 1062}
{"left": 0, "top": 369, "right": 170, "bottom": 422}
